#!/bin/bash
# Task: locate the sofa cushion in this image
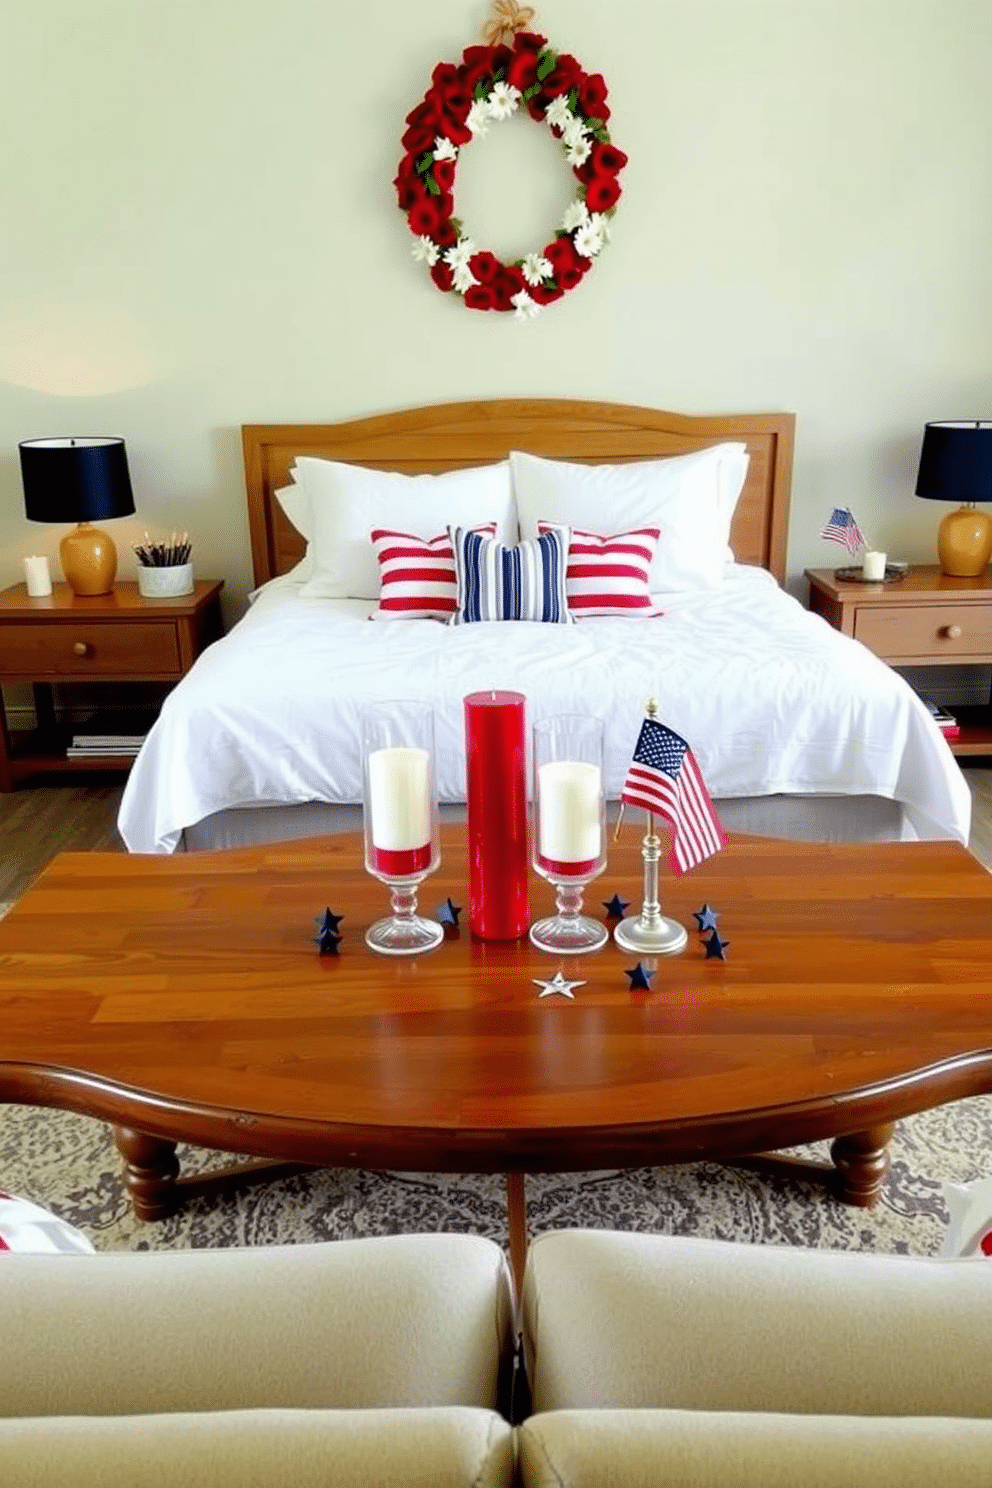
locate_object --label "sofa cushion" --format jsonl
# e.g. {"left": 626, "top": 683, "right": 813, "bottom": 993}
{"left": 1, "top": 1233, "right": 513, "bottom": 1417}
{"left": 518, "top": 1409, "right": 992, "bottom": 1488}
{"left": 0, "top": 1406, "right": 514, "bottom": 1488}
{"left": 523, "top": 1229, "right": 992, "bottom": 1417}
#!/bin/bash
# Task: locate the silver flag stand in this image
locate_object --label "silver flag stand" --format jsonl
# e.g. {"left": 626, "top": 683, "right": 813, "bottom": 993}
{"left": 612, "top": 807, "right": 688, "bottom": 956}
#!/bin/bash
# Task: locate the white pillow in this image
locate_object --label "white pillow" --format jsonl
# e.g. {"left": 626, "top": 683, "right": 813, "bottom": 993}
{"left": 293, "top": 459, "right": 516, "bottom": 600}
{"left": 511, "top": 444, "right": 749, "bottom": 592}
{"left": 274, "top": 481, "right": 311, "bottom": 541}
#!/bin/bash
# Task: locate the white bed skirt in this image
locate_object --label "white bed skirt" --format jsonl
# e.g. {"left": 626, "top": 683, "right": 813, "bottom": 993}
{"left": 178, "top": 794, "right": 906, "bottom": 853}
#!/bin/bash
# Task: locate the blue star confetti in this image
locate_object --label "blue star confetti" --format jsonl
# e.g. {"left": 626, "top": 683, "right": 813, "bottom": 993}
{"left": 703, "top": 930, "right": 729, "bottom": 960}
{"left": 693, "top": 903, "right": 720, "bottom": 933}
{"left": 314, "top": 907, "right": 344, "bottom": 957}
{"left": 624, "top": 961, "right": 655, "bottom": 990}
{"left": 602, "top": 893, "right": 631, "bottom": 920}
{"left": 437, "top": 897, "right": 462, "bottom": 926}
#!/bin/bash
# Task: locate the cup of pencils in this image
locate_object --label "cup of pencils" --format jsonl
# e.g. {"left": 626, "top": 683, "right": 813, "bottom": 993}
{"left": 134, "top": 532, "right": 194, "bottom": 598}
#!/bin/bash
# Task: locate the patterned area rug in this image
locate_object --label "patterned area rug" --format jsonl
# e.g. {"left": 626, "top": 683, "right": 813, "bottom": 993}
{"left": 1, "top": 1098, "right": 990, "bottom": 1256}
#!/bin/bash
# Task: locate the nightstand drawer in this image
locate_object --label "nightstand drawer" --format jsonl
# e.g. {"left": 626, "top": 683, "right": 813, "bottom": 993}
{"left": 853, "top": 603, "right": 992, "bottom": 660}
{"left": 0, "top": 621, "right": 181, "bottom": 677}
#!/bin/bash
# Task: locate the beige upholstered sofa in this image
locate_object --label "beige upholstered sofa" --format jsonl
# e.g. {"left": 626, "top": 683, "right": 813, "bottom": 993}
{"left": 520, "top": 1230, "right": 992, "bottom": 1487}
{"left": 0, "top": 1232, "right": 515, "bottom": 1487}
{"left": 3, "top": 1228, "right": 991, "bottom": 1486}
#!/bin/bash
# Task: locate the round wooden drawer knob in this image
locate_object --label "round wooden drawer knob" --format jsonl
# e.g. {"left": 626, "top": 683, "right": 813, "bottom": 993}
{"left": 73, "top": 641, "right": 90, "bottom": 656}
{"left": 942, "top": 625, "right": 962, "bottom": 640}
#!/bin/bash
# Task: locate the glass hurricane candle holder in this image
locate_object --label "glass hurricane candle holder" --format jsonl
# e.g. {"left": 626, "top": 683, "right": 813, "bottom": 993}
{"left": 362, "top": 702, "right": 443, "bottom": 956}
{"left": 530, "top": 714, "right": 608, "bottom": 955}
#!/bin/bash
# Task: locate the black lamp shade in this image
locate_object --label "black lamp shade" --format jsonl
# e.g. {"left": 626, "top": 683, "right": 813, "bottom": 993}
{"left": 20, "top": 437, "right": 136, "bottom": 524}
{"left": 915, "top": 421, "right": 992, "bottom": 504}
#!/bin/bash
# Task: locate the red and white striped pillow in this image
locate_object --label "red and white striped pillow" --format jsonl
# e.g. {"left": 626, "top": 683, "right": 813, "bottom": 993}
{"left": 538, "top": 523, "right": 664, "bottom": 618}
{"left": 370, "top": 523, "right": 497, "bottom": 620}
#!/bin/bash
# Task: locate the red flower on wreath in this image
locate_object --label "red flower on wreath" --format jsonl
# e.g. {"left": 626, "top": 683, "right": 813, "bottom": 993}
{"left": 586, "top": 174, "right": 622, "bottom": 213}
{"left": 490, "top": 265, "right": 527, "bottom": 311}
{"left": 505, "top": 31, "right": 546, "bottom": 89}
{"left": 430, "top": 260, "right": 455, "bottom": 293}
{"left": 469, "top": 251, "right": 501, "bottom": 284}
{"left": 590, "top": 142, "right": 628, "bottom": 176}
{"left": 407, "top": 198, "right": 445, "bottom": 237}
{"left": 397, "top": 22, "right": 626, "bottom": 317}
{"left": 464, "top": 284, "right": 498, "bottom": 311}
{"left": 541, "top": 52, "right": 583, "bottom": 98}
{"left": 579, "top": 72, "right": 610, "bottom": 122}
{"left": 432, "top": 218, "right": 459, "bottom": 249}
{"left": 543, "top": 237, "right": 589, "bottom": 292}
{"left": 432, "top": 157, "right": 456, "bottom": 193}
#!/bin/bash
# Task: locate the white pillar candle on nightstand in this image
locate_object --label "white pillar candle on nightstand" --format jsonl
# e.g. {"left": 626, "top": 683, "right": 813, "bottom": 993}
{"left": 862, "top": 550, "right": 886, "bottom": 581}
{"left": 23, "top": 555, "right": 52, "bottom": 597}
{"left": 367, "top": 747, "right": 431, "bottom": 850}
{"left": 538, "top": 760, "right": 602, "bottom": 864}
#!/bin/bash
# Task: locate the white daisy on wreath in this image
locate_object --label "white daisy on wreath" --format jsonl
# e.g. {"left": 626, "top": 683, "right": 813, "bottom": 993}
{"left": 589, "top": 211, "right": 611, "bottom": 244}
{"left": 511, "top": 290, "right": 542, "bottom": 320}
{"left": 565, "top": 136, "right": 592, "bottom": 167}
{"left": 573, "top": 220, "right": 605, "bottom": 258}
{"left": 433, "top": 136, "right": 459, "bottom": 161}
{"left": 452, "top": 263, "right": 477, "bottom": 294}
{"left": 467, "top": 99, "right": 491, "bottom": 136}
{"left": 445, "top": 237, "right": 477, "bottom": 273}
{"left": 560, "top": 199, "right": 590, "bottom": 233}
{"left": 411, "top": 235, "right": 440, "bottom": 266}
{"left": 488, "top": 81, "right": 521, "bottom": 118}
{"left": 520, "top": 251, "right": 553, "bottom": 286}
{"left": 544, "top": 95, "right": 574, "bottom": 132}
{"left": 561, "top": 116, "right": 589, "bottom": 149}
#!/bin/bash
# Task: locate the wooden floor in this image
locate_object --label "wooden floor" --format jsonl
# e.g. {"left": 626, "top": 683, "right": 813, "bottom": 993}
{"left": 1, "top": 768, "right": 990, "bottom": 903}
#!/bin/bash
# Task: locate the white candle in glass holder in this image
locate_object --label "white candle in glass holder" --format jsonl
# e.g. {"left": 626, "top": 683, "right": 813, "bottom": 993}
{"left": 367, "top": 747, "right": 430, "bottom": 850}
{"left": 861, "top": 550, "right": 886, "bottom": 581}
{"left": 23, "top": 555, "right": 52, "bottom": 597}
{"left": 538, "top": 760, "right": 602, "bottom": 863}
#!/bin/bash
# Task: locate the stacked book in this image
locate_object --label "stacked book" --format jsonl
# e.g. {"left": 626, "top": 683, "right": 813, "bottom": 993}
{"left": 66, "top": 733, "right": 145, "bottom": 760}
{"left": 65, "top": 709, "right": 159, "bottom": 760}
{"left": 924, "top": 699, "right": 960, "bottom": 740}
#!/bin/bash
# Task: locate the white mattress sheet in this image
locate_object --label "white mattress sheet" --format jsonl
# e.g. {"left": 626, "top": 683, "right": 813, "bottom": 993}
{"left": 118, "top": 565, "right": 972, "bottom": 853}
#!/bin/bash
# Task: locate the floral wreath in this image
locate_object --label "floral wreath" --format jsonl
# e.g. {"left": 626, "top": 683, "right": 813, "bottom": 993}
{"left": 394, "top": 1, "right": 627, "bottom": 318}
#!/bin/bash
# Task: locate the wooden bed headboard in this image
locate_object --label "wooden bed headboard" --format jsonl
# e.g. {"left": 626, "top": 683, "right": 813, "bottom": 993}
{"left": 242, "top": 399, "right": 795, "bottom": 588}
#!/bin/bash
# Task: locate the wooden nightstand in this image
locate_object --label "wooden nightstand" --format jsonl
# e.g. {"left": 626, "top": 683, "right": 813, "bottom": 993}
{"left": 805, "top": 565, "right": 992, "bottom": 758}
{"left": 0, "top": 579, "right": 224, "bottom": 790}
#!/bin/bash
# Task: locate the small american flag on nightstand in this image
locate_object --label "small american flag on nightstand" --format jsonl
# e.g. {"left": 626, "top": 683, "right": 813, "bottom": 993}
{"left": 820, "top": 507, "right": 867, "bottom": 556}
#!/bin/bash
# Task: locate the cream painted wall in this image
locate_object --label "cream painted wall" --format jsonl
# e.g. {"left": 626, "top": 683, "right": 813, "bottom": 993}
{"left": 1, "top": 0, "right": 990, "bottom": 618}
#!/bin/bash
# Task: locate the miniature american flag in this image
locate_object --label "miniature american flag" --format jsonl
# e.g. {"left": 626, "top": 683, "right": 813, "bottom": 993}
{"left": 620, "top": 718, "right": 725, "bottom": 875}
{"left": 819, "top": 506, "right": 867, "bottom": 555}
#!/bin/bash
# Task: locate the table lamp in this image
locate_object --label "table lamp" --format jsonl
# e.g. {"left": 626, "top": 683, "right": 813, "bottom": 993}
{"left": 915, "top": 421, "right": 992, "bottom": 577}
{"left": 19, "top": 437, "right": 136, "bottom": 596}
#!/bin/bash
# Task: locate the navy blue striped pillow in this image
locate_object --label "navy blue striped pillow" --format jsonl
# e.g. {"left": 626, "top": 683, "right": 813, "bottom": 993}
{"left": 448, "top": 526, "right": 572, "bottom": 624}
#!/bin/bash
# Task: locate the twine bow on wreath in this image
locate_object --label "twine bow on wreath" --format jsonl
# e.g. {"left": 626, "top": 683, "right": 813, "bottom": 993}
{"left": 395, "top": 5, "right": 628, "bottom": 318}
{"left": 482, "top": 0, "right": 536, "bottom": 47}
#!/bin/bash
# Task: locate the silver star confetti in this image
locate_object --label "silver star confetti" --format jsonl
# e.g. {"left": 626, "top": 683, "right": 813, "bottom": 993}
{"left": 533, "top": 970, "right": 586, "bottom": 1000}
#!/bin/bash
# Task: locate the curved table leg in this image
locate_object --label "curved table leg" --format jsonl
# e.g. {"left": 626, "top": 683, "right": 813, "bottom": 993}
{"left": 114, "top": 1127, "right": 180, "bottom": 1221}
{"left": 830, "top": 1123, "right": 895, "bottom": 1207}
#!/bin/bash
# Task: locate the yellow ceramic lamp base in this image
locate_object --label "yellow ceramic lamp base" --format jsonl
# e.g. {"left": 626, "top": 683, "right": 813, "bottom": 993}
{"left": 59, "top": 522, "right": 118, "bottom": 595}
{"left": 937, "top": 504, "right": 992, "bottom": 577}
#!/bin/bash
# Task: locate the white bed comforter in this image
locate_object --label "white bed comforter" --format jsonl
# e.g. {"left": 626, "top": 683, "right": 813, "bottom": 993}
{"left": 118, "top": 566, "right": 971, "bottom": 853}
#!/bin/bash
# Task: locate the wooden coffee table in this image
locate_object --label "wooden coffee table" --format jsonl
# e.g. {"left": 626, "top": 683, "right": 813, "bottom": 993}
{"left": 1, "top": 827, "right": 991, "bottom": 1284}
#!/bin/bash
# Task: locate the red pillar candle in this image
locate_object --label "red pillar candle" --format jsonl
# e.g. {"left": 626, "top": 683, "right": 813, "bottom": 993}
{"left": 464, "top": 690, "right": 530, "bottom": 940}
